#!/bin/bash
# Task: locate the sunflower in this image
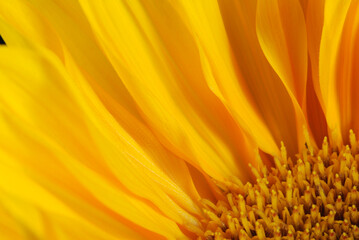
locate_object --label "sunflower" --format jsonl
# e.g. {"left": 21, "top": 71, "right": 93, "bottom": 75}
{"left": 0, "top": 0, "right": 358, "bottom": 239}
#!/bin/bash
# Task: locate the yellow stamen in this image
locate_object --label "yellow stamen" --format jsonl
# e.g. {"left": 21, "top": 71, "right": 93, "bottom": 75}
{"left": 197, "top": 132, "right": 359, "bottom": 239}
{"left": 329, "top": 229, "right": 336, "bottom": 240}
{"left": 281, "top": 141, "right": 287, "bottom": 163}
{"left": 303, "top": 126, "right": 314, "bottom": 156}
{"left": 350, "top": 129, "right": 357, "bottom": 154}
{"left": 255, "top": 222, "right": 265, "bottom": 240}
{"left": 322, "top": 136, "right": 329, "bottom": 159}
{"left": 353, "top": 225, "right": 359, "bottom": 238}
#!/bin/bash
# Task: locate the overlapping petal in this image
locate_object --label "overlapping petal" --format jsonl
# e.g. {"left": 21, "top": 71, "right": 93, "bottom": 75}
{"left": 334, "top": 1, "right": 359, "bottom": 141}
{"left": 0, "top": 47, "right": 202, "bottom": 239}
{"left": 0, "top": 154, "right": 145, "bottom": 240}
{"left": 0, "top": 0, "right": 142, "bottom": 120}
{"left": 78, "top": 0, "right": 258, "bottom": 181}
{"left": 256, "top": 0, "right": 307, "bottom": 106}
{"left": 318, "top": 0, "right": 351, "bottom": 146}
{"left": 1, "top": 0, "right": 359, "bottom": 239}
{"left": 170, "top": 0, "right": 284, "bottom": 157}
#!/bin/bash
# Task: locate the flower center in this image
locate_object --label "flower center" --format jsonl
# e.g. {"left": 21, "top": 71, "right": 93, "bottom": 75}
{"left": 197, "top": 130, "right": 359, "bottom": 240}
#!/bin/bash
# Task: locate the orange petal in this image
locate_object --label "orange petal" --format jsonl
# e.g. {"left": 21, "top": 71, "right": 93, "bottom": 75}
{"left": 335, "top": 1, "right": 359, "bottom": 141}
{"left": 170, "top": 0, "right": 285, "bottom": 157}
{"left": 217, "top": 0, "right": 305, "bottom": 155}
{"left": 256, "top": 0, "right": 307, "bottom": 106}
{"left": 319, "top": 0, "right": 352, "bottom": 146}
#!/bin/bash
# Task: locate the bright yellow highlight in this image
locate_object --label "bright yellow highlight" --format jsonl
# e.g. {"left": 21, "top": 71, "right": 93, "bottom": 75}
{"left": 0, "top": 0, "right": 358, "bottom": 239}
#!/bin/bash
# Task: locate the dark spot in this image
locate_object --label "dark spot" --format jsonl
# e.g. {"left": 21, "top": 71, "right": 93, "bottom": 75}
{"left": 0, "top": 35, "right": 5, "bottom": 45}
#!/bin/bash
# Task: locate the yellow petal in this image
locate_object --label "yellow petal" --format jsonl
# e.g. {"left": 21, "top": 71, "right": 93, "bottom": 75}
{"left": 0, "top": 18, "right": 32, "bottom": 48}
{"left": 78, "top": 0, "right": 257, "bottom": 181}
{"left": 0, "top": 151, "right": 147, "bottom": 240}
{"left": 138, "top": 0, "right": 257, "bottom": 179}
{"left": 0, "top": 47, "right": 195, "bottom": 238}
{"left": 182, "top": 0, "right": 305, "bottom": 155}
{"left": 0, "top": 0, "right": 142, "bottom": 120}
{"left": 170, "top": 0, "right": 280, "bottom": 157}
{"left": 65, "top": 50, "right": 202, "bottom": 220}
{"left": 1, "top": 2, "right": 203, "bottom": 223}
{"left": 0, "top": 199, "right": 24, "bottom": 240}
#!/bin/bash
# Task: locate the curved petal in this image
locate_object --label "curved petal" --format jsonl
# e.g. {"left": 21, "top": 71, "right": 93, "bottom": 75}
{"left": 0, "top": 47, "right": 199, "bottom": 238}
{"left": 0, "top": 0, "right": 142, "bottom": 121}
{"left": 305, "top": 65, "right": 328, "bottom": 146}
{"left": 0, "top": 0, "right": 206, "bottom": 223}
{"left": 255, "top": 0, "right": 314, "bottom": 150}
{"left": 169, "top": 0, "right": 281, "bottom": 157}
{"left": 78, "top": 0, "right": 258, "bottom": 181}
{"left": 306, "top": 0, "right": 325, "bottom": 107}
{"left": 335, "top": 1, "right": 359, "bottom": 141}
{"left": 348, "top": 8, "right": 359, "bottom": 136}
{"left": 304, "top": 0, "right": 328, "bottom": 145}
{"left": 256, "top": 0, "right": 307, "bottom": 106}
{"left": 137, "top": 0, "right": 258, "bottom": 179}
{"left": 319, "top": 0, "right": 351, "bottom": 146}
{"left": 189, "top": 0, "right": 305, "bottom": 155}
{"left": 0, "top": 162, "right": 146, "bottom": 240}
{"left": 0, "top": 198, "right": 24, "bottom": 240}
